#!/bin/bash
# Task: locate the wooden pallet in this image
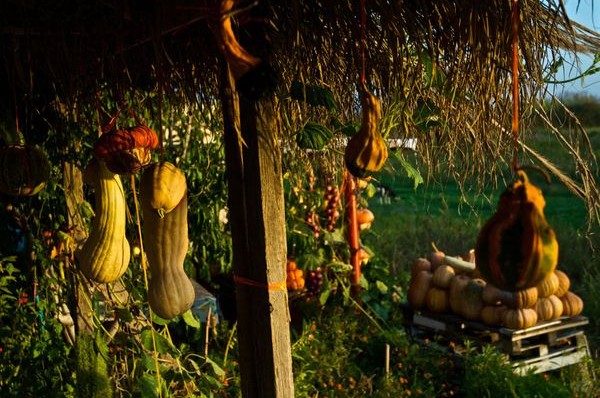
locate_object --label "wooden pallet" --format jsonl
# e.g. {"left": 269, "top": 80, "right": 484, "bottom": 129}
{"left": 401, "top": 304, "right": 591, "bottom": 375}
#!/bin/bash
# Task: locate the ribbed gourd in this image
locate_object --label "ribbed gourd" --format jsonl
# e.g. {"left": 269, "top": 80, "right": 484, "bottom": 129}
{"left": 475, "top": 169, "right": 558, "bottom": 291}
{"left": 140, "top": 169, "right": 195, "bottom": 319}
{"left": 344, "top": 82, "right": 388, "bottom": 178}
{"left": 76, "top": 160, "right": 130, "bottom": 283}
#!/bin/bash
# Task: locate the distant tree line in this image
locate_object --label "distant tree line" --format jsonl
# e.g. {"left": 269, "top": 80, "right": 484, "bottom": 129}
{"left": 538, "top": 92, "right": 600, "bottom": 127}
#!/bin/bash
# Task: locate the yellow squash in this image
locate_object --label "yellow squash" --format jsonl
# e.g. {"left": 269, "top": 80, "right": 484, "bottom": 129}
{"left": 140, "top": 161, "right": 187, "bottom": 217}
{"left": 76, "top": 160, "right": 130, "bottom": 283}
{"left": 141, "top": 174, "right": 195, "bottom": 319}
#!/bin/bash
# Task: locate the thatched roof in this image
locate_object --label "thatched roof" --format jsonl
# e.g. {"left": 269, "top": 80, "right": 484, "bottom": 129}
{"left": 2, "top": 0, "right": 600, "bottom": 221}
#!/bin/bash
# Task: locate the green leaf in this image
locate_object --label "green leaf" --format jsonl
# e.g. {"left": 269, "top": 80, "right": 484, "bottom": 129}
{"left": 319, "top": 288, "right": 331, "bottom": 306}
{"left": 182, "top": 309, "right": 200, "bottom": 329}
{"left": 150, "top": 313, "right": 171, "bottom": 326}
{"left": 136, "top": 373, "right": 159, "bottom": 398}
{"left": 141, "top": 352, "right": 158, "bottom": 372}
{"left": 289, "top": 81, "right": 338, "bottom": 112}
{"left": 395, "top": 155, "right": 423, "bottom": 189}
{"left": 375, "top": 280, "right": 389, "bottom": 294}
{"left": 205, "top": 357, "right": 226, "bottom": 377}
{"left": 296, "top": 122, "right": 333, "bottom": 150}
{"left": 340, "top": 123, "right": 360, "bottom": 137}
{"left": 140, "top": 328, "right": 174, "bottom": 355}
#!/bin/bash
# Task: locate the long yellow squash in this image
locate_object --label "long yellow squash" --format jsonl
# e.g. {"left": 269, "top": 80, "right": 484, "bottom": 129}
{"left": 77, "top": 160, "right": 130, "bottom": 283}
{"left": 140, "top": 176, "right": 195, "bottom": 319}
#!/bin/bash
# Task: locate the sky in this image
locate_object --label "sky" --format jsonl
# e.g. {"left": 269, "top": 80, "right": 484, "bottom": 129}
{"left": 549, "top": 0, "right": 600, "bottom": 97}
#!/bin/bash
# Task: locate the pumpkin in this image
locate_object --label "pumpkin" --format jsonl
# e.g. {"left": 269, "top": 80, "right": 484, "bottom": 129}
{"left": 460, "top": 278, "right": 486, "bottom": 320}
{"left": 432, "top": 265, "right": 455, "bottom": 289}
{"left": 503, "top": 308, "right": 538, "bottom": 330}
{"left": 448, "top": 274, "right": 471, "bottom": 315}
{"left": 554, "top": 270, "right": 570, "bottom": 298}
{"left": 76, "top": 160, "right": 130, "bottom": 283}
{"left": 427, "top": 250, "right": 446, "bottom": 271}
{"left": 408, "top": 270, "right": 433, "bottom": 309}
{"left": 93, "top": 125, "right": 159, "bottom": 175}
{"left": 411, "top": 258, "right": 432, "bottom": 278}
{"left": 425, "top": 287, "right": 449, "bottom": 313}
{"left": 140, "top": 162, "right": 187, "bottom": 217}
{"left": 535, "top": 295, "right": 563, "bottom": 321}
{"left": 480, "top": 305, "right": 508, "bottom": 326}
{"left": 535, "top": 272, "right": 559, "bottom": 298}
{"left": 286, "top": 259, "right": 305, "bottom": 290}
{"left": 505, "top": 287, "right": 538, "bottom": 309}
{"left": 0, "top": 145, "right": 51, "bottom": 196}
{"left": 141, "top": 175, "right": 195, "bottom": 319}
{"left": 560, "top": 291, "right": 584, "bottom": 317}
{"left": 357, "top": 208, "right": 375, "bottom": 230}
{"left": 475, "top": 169, "right": 558, "bottom": 291}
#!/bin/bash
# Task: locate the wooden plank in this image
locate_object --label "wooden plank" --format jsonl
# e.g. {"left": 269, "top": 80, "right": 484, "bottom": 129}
{"left": 219, "top": 29, "right": 294, "bottom": 398}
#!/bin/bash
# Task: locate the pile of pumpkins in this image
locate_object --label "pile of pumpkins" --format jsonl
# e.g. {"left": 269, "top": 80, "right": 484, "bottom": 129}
{"left": 407, "top": 251, "right": 584, "bottom": 330}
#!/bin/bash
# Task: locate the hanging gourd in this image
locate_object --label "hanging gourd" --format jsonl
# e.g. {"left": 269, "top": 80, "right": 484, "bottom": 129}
{"left": 140, "top": 161, "right": 187, "bottom": 218}
{"left": 344, "top": 83, "right": 388, "bottom": 178}
{"left": 141, "top": 174, "right": 195, "bottom": 319}
{"left": 93, "top": 125, "right": 159, "bottom": 175}
{"left": 76, "top": 159, "right": 130, "bottom": 283}
{"left": 475, "top": 169, "right": 559, "bottom": 291}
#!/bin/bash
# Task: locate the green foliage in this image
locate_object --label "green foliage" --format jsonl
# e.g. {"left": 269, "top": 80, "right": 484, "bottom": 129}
{"left": 295, "top": 122, "right": 334, "bottom": 150}
{"left": 289, "top": 81, "right": 338, "bottom": 113}
{"left": 76, "top": 333, "right": 112, "bottom": 398}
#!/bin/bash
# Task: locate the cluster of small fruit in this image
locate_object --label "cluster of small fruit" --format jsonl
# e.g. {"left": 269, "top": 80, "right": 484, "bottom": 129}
{"left": 323, "top": 185, "right": 340, "bottom": 231}
{"left": 305, "top": 267, "right": 324, "bottom": 296}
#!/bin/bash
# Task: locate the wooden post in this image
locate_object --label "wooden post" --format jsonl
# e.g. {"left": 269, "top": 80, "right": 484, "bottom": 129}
{"left": 63, "top": 161, "right": 94, "bottom": 334}
{"left": 220, "top": 66, "right": 294, "bottom": 397}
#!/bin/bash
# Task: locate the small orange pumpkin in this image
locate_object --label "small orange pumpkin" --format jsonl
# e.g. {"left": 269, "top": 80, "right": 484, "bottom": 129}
{"left": 448, "top": 274, "right": 471, "bottom": 315}
{"left": 432, "top": 265, "right": 455, "bottom": 289}
{"left": 554, "top": 270, "right": 570, "bottom": 298}
{"left": 535, "top": 295, "right": 563, "bottom": 321}
{"left": 93, "top": 125, "right": 159, "bottom": 174}
{"left": 408, "top": 270, "right": 433, "bottom": 310}
{"left": 357, "top": 208, "right": 375, "bottom": 230}
{"left": 427, "top": 250, "right": 446, "bottom": 271}
{"left": 425, "top": 287, "right": 449, "bottom": 313}
{"left": 535, "top": 272, "right": 559, "bottom": 298}
{"left": 505, "top": 286, "right": 538, "bottom": 309}
{"left": 503, "top": 308, "right": 538, "bottom": 330}
{"left": 560, "top": 291, "right": 583, "bottom": 317}
{"left": 411, "top": 258, "right": 432, "bottom": 278}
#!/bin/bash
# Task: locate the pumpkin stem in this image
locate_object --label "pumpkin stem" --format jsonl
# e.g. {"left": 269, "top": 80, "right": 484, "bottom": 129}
{"left": 516, "top": 165, "right": 551, "bottom": 185}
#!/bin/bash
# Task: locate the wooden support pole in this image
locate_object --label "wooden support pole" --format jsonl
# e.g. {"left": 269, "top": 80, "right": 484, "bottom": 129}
{"left": 220, "top": 65, "right": 294, "bottom": 397}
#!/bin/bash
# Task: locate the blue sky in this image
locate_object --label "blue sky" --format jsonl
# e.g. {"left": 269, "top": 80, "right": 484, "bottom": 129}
{"left": 549, "top": 0, "right": 600, "bottom": 97}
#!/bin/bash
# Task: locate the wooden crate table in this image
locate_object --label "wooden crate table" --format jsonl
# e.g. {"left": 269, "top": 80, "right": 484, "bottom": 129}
{"left": 401, "top": 304, "right": 590, "bottom": 375}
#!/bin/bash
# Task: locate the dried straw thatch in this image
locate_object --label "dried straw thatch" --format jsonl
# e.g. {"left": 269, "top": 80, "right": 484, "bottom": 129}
{"left": 1, "top": 0, "right": 600, "bottom": 221}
